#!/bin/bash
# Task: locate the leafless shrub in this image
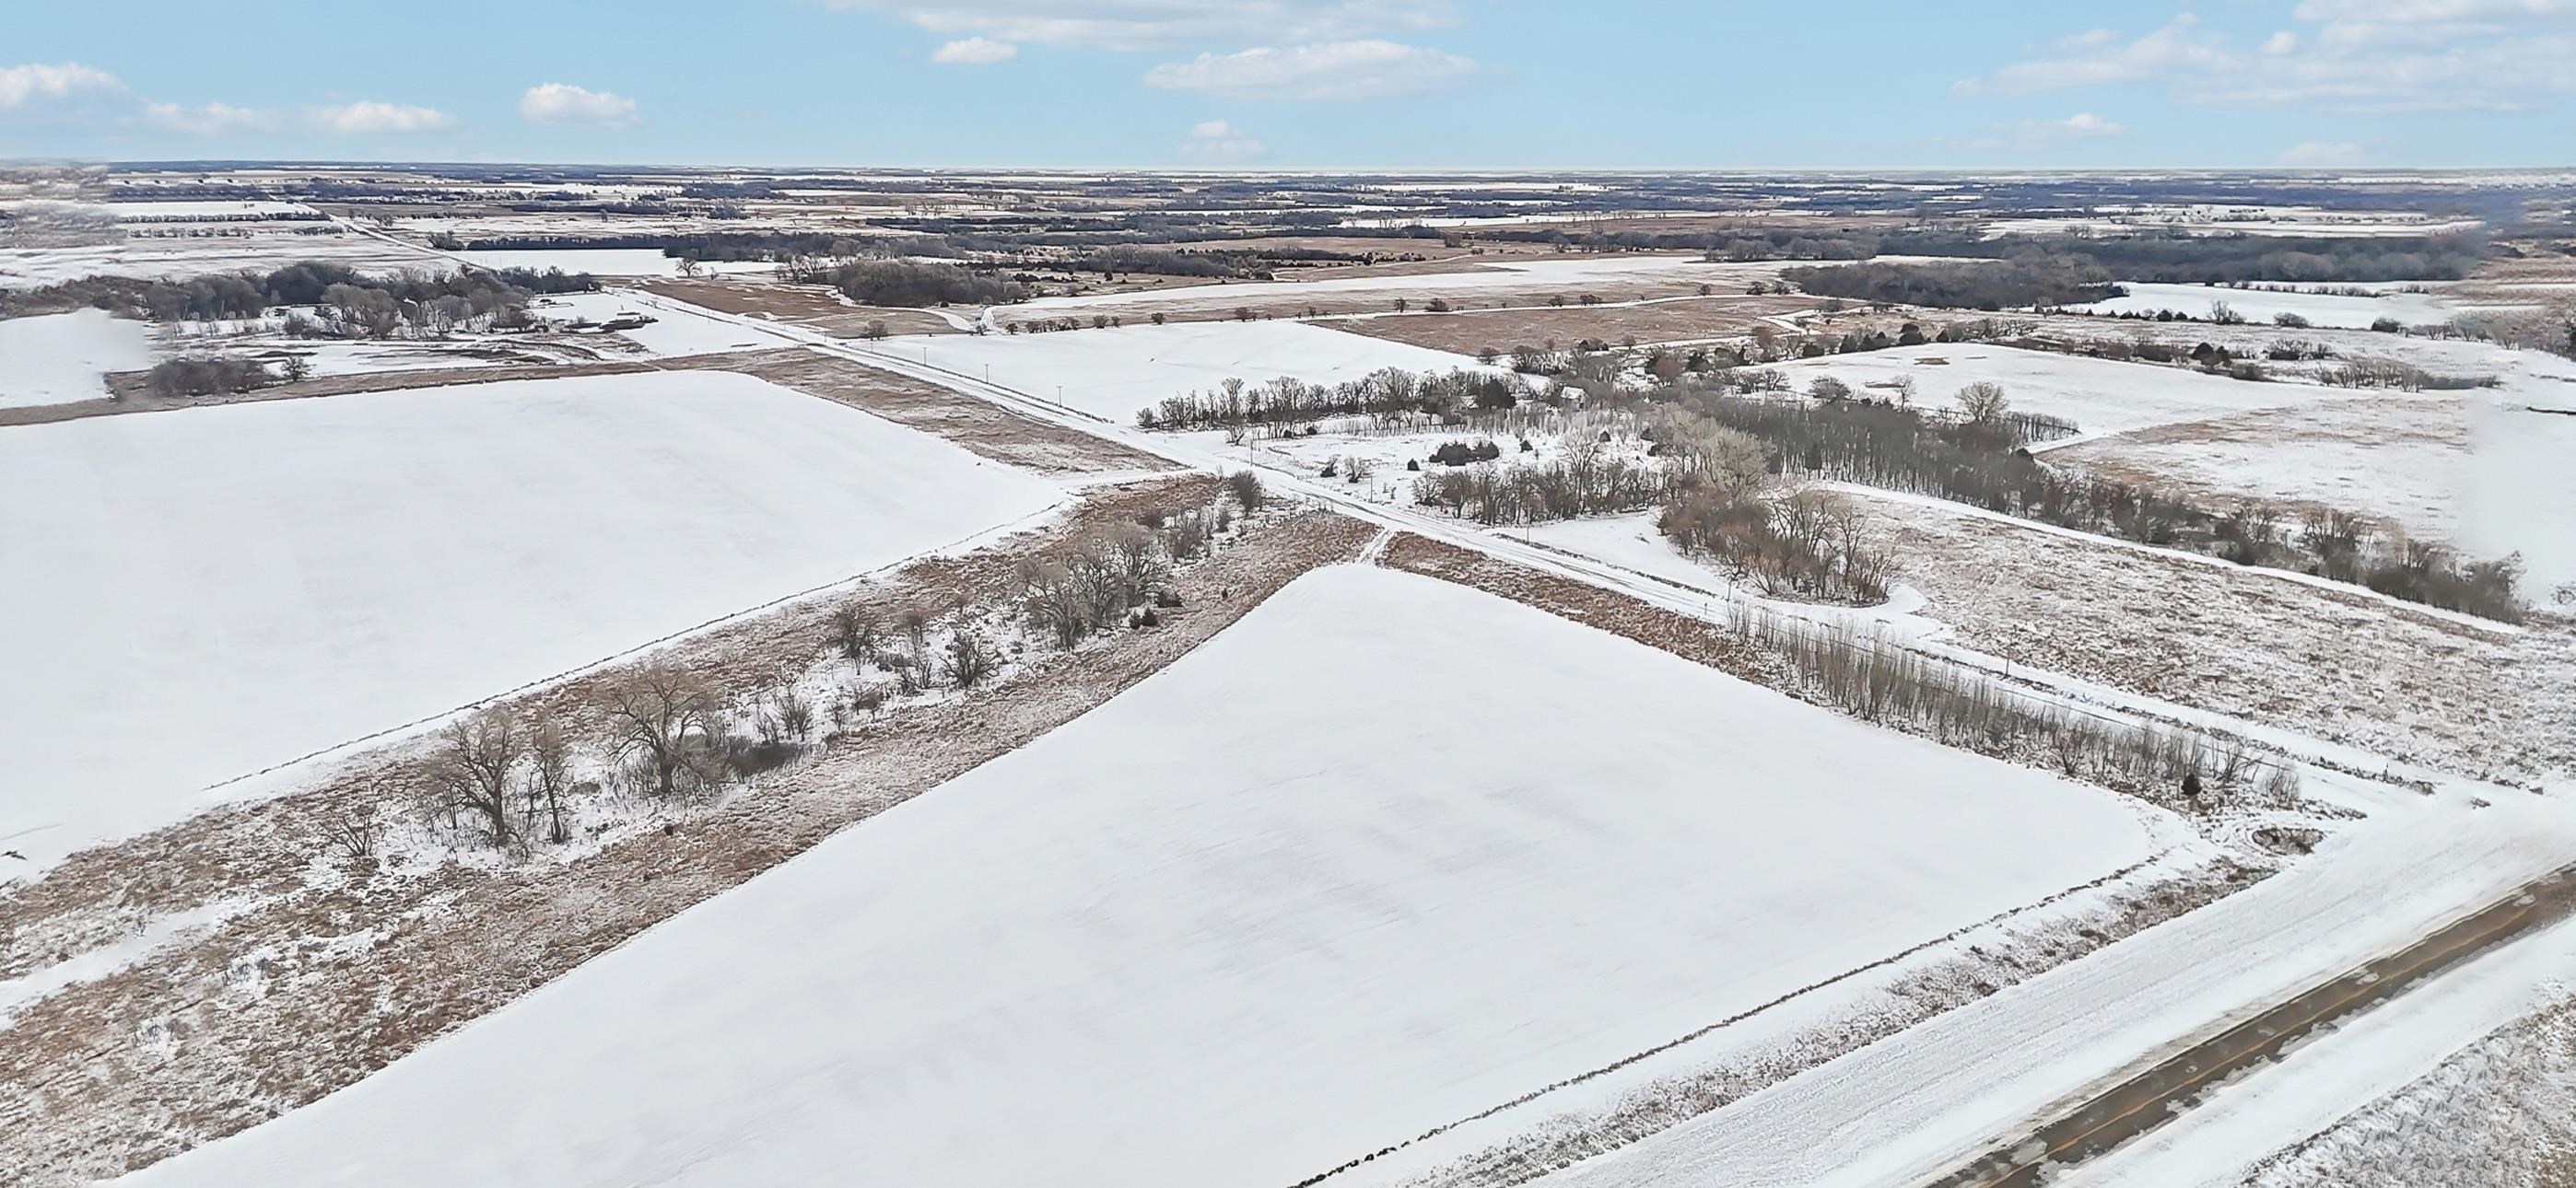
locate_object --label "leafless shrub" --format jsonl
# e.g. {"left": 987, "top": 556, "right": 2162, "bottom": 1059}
{"left": 946, "top": 631, "right": 999, "bottom": 688}
{"left": 327, "top": 803, "right": 383, "bottom": 865}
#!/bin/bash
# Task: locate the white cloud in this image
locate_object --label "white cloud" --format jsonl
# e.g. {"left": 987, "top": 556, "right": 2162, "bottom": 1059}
{"left": 1958, "top": 6, "right": 2576, "bottom": 111}
{"left": 142, "top": 101, "right": 274, "bottom": 135}
{"left": 2277, "top": 139, "right": 2365, "bottom": 165}
{"left": 0, "top": 62, "right": 125, "bottom": 111}
{"left": 1953, "top": 19, "right": 2233, "bottom": 97}
{"left": 931, "top": 37, "right": 1019, "bottom": 64}
{"left": 315, "top": 100, "right": 456, "bottom": 134}
{"left": 1180, "top": 118, "right": 1264, "bottom": 158}
{"left": 2046, "top": 111, "right": 2124, "bottom": 136}
{"left": 828, "top": 0, "right": 1456, "bottom": 52}
{"left": 1144, "top": 40, "right": 1475, "bottom": 100}
{"left": 1947, "top": 111, "right": 2127, "bottom": 153}
{"left": 519, "top": 83, "right": 638, "bottom": 125}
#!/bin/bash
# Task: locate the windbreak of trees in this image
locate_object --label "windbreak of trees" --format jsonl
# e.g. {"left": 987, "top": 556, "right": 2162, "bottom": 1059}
{"left": 1679, "top": 389, "right": 2527, "bottom": 622}
{"left": 1781, "top": 258, "right": 2123, "bottom": 311}
{"left": 0, "top": 261, "right": 596, "bottom": 327}
{"left": 1067, "top": 246, "right": 1245, "bottom": 278}
{"left": 1137, "top": 367, "right": 1522, "bottom": 430}
{"left": 783, "top": 259, "right": 1025, "bottom": 307}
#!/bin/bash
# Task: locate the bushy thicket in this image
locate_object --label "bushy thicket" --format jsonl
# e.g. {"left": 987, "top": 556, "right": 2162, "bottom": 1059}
{"left": 798, "top": 259, "right": 1025, "bottom": 307}
{"left": 146, "top": 356, "right": 275, "bottom": 399}
{"left": 1137, "top": 367, "right": 1521, "bottom": 430}
{"left": 1408, "top": 441, "right": 1669, "bottom": 524}
{"left": 1781, "top": 257, "right": 2121, "bottom": 311}
{"left": 1660, "top": 486, "right": 1891, "bottom": 604}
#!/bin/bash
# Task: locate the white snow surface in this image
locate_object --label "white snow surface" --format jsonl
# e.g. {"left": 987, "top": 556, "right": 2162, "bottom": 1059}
{"left": 0, "top": 309, "right": 154, "bottom": 408}
{"left": 869, "top": 319, "right": 1515, "bottom": 424}
{"left": 1768, "top": 344, "right": 2337, "bottom": 438}
{"left": 0, "top": 370, "right": 1060, "bottom": 873}
{"left": 2062, "top": 916, "right": 2576, "bottom": 1188}
{"left": 1516, "top": 789, "right": 2576, "bottom": 1188}
{"left": 2065, "top": 282, "right": 2457, "bottom": 330}
{"left": 120, "top": 565, "right": 2155, "bottom": 1188}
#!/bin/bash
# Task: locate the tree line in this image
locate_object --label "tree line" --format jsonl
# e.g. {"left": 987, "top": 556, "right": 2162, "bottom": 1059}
{"left": 1677, "top": 387, "right": 2527, "bottom": 621}
{"left": 1136, "top": 367, "right": 1522, "bottom": 431}
{"left": 779, "top": 258, "right": 1025, "bottom": 307}
{"left": 0, "top": 260, "right": 596, "bottom": 325}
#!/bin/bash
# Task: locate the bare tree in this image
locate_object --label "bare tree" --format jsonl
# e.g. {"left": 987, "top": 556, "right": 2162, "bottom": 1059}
{"left": 434, "top": 709, "right": 522, "bottom": 845}
{"left": 830, "top": 603, "right": 881, "bottom": 670}
{"left": 600, "top": 666, "right": 724, "bottom": 800}
{"left": 1956, "top": 380, "right": 2010, "bottom": 423}
{"left": 526, "top": 710, "right": 575, "bottom": 844}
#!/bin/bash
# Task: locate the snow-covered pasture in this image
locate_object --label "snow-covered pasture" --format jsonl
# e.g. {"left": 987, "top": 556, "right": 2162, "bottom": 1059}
{"left": 872, "top": 319, "right": 1516, "bottom": 424}
{"left": 0, "top": 309, "right": 154, "bottom": 408}
{"left": 120, "top": 564, "right": 2156, "bottom": 1188}
{"left": 1767, "top": 344, "right": 2339, "bottom": 438}
{"left": 0, "top": 370, "right": 1060, "bottom": 873}
{"left": 2064, "top": 282, "right": 2458, "bottom": 330}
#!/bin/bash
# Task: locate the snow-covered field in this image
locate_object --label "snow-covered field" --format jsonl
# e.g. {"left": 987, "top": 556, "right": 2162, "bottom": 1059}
{"left": 120, "top": 565, "right": 2155, "bottom": 1188}
{"left": 454, "top": 248, "right": 775, "bottom": 278}
{"left": 1003, "top": 253, "right": 1774, "bottom": 320}
{"left": 532, "top": 289, "right": 784, "bottom": 356}
{"left": 0, "top": 370, "right": 1060, "bottom": 873}
{"left": 1767, "top": 344, "right": 2337, "bottom": 438}
{"left": 872, "top": 320, "right": 1516, "bottom": 423}
{"left": 2064, "top": 282, "right": 2458, "bottom": 329}
{"left": 2467, "top": 400, "right": 2576, "bottom": 594}
{"left": 2051, "top": 396, "right": 2472, "bottom": 542}
{"left": 0, "top": 309, "right": 154, "bottom": 408}
{"left": 0, "top": 236, "right": 435, "bottom": 290}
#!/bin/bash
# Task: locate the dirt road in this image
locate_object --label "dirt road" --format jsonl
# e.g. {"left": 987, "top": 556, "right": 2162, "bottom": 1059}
{"left": 1926, "top": 861, "right": 2576, "bottom": 1187}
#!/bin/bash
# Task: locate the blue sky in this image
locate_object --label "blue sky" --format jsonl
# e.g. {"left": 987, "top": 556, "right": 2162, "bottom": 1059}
{"left": 4, "top": 1, "right": 2571, "bottom": 169}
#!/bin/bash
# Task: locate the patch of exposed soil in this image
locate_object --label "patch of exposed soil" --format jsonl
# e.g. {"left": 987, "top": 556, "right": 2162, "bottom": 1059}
{"left": 714, "top": 349, "right": 1175, "bottom": 473}
{"left": 635, "top": 278, "right": 961, "bottom": 336}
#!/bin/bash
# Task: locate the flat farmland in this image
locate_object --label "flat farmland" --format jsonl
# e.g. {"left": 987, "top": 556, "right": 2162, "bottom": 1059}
{"left": 1336, "top": 293, "right": 1823, "bottom": 353}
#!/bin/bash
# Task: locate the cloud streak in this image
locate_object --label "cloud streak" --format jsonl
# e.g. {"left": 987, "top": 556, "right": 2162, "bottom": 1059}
{"left": 1145, "top": 40, "right": 1475, "bottom": 100}
{"left": 520, "top": 83, "right": 638, "bottom": 126}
